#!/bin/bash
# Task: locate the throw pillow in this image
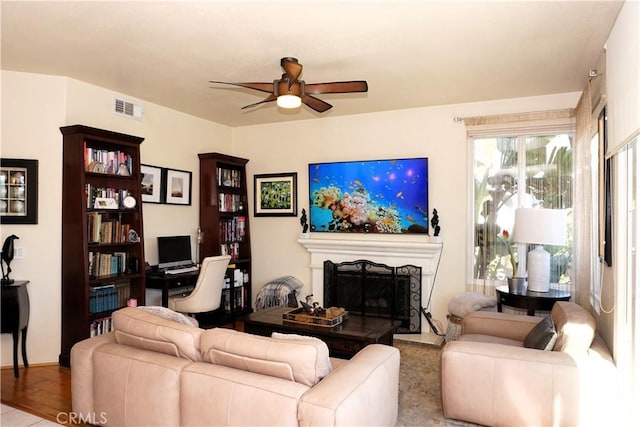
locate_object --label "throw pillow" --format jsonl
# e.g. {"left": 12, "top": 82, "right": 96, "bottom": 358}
{"left": 524, "top": 315, "right": 558, "bottom": 350}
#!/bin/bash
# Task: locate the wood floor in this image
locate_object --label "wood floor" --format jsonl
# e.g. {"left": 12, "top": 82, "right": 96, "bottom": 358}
{"left": 1, "top": 364, "right": 87, "bottom": 426}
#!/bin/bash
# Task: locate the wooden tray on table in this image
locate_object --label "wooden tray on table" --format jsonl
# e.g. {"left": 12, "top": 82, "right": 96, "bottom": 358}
{"left": 283, "top": 307, "right": 348, "bottom": 327}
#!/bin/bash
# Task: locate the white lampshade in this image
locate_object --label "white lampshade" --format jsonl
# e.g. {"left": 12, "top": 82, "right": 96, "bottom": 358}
{"left": 512, "top": 208, "right": 568, "bottom": 292}
{"left": 276, "top": 94, "right": 302, "bottom": 109}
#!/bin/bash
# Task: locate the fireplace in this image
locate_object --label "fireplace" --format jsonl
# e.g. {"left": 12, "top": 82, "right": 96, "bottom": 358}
{"left": 298, "top": 236, "right": 443, "bottom": 343}
{"left": 323, "top": 260, "right": 421, "bottom": 333}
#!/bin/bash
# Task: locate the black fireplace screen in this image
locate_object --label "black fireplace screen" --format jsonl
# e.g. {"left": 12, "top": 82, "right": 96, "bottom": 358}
{"left": 323, "top": 260, "right": 421, "bottom": 333}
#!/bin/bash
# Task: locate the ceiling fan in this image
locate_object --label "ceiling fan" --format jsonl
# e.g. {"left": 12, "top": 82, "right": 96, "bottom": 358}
{"left": 209, "top": 57, "right": 368, "bottom": 113}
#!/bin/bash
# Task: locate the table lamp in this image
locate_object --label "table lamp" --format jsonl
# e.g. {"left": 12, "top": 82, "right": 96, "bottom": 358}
{"left": 512, "top": 208, "right": 567, "bottom": 292}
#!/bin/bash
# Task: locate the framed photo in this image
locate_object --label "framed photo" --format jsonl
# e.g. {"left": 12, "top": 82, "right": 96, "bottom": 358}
{"left": 141, "top": 164, "right": 164, "bottom": 204}
{"left": 0, "top": 158, "right": 38, "bottom": 224}
{"left": 254, "top": 172, "right": 297, "bottom": 217}
{"left": 164, "top": 168, "right": 192, "bottom": 205}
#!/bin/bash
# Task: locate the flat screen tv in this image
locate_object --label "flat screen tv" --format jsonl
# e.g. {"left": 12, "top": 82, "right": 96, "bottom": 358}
{"left": 308, "top": 158, "right": 429, "bottom": 234}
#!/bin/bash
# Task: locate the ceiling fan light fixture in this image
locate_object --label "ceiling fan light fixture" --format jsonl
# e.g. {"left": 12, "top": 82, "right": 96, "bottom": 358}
{"left": 277, "top": 94, "right": 302, "bottom": 109}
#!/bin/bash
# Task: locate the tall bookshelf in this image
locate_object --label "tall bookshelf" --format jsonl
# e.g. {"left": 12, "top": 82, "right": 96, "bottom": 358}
{"left": 59, "top": 125, "right": 145, "bottom": 366}
{"left": 198, "top": 153, "right": 252, "bottom": 321}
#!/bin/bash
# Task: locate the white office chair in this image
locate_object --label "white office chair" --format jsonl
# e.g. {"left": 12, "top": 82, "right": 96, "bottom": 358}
{"left": 168, "top": 255, "right": 231, "bottom": 314}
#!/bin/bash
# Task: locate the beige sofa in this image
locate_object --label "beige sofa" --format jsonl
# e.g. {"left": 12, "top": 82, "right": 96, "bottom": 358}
{"left": 71, "top": 307, "right": 400, "bottom": 426}
{"left": 441, "top": 301, "right": 617, "bottom": 427}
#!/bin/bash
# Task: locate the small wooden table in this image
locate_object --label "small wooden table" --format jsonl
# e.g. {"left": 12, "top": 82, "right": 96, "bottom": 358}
{"left": 242, "top": 307, "right": 401, "bottom": 359}
{"left": 1, "top": 281, "right": 30, "bottom": 377}
{"left": 496, "top": 285, "right": 570, "bottom": 316}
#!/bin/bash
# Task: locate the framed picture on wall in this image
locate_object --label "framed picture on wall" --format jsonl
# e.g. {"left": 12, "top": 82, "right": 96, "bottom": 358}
{"left": 141, "top": 164, "right": 164, "bottom": 204}
{"left": 0, "top": 158, "right": 38, "bottom": 224}
{"left": 254, "top": 172, "right": 297, "bottom": 217}
{"left": 164, "top": 168, "right": 192, "bottom": 205}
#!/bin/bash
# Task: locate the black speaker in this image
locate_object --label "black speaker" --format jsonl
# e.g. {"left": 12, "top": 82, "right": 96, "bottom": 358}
{"left": 127, "top": 257, "right": 139, "bottom": 274}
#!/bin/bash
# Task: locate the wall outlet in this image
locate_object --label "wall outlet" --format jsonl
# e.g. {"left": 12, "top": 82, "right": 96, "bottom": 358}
{"left": 14, "top": 246, "right": 25, "bottom": 259}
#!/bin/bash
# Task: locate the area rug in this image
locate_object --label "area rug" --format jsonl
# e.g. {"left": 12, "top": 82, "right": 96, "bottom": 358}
{"left": 395, "top": 340, "right": 477, "bottom": 426}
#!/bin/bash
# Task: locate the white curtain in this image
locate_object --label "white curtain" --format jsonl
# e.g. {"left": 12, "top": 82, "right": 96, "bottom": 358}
{"left": 572, "top": 83, "right": 596, "bottom": 308}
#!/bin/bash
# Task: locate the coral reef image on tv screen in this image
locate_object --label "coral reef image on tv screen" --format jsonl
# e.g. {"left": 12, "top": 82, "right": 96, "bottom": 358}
{"left": 308, "top": 158, "right": 428, "bottom": 233}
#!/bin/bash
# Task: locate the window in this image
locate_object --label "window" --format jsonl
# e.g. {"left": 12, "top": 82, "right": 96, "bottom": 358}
{"left": 467, "top": 113, "right": 575, "bottom": 290}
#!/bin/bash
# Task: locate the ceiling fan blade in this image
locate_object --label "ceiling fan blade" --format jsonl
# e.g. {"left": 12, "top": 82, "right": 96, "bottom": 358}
{"left": 241, "top": 94, "right": 277, "bottom": 109}
{"left": 305, "top": 81, "right": 368, "bottom": 94}
{"left": 281, "top": 57, "right": 303, "bottom": 90}
{"left": 302, "top": 95, "right": 333, "bottom": 113}
{"left": 209, "top": 81, "right": 274, "bottom": 94}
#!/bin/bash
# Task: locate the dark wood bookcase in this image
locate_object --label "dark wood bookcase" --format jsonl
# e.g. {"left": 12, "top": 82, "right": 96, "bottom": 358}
{"left": 59, "top": 125, "right": 146, "bottom": 366}
{"left": 198, "top": 153, "right": 252, "bottom": 322}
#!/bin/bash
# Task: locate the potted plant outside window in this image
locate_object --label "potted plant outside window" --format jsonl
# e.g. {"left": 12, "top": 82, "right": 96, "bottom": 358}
{"left": 500, "top": 230, "right": 526, "bottom": 294}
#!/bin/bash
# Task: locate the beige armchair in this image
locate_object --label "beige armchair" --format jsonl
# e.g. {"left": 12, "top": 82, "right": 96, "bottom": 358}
{"left": 441, "top": 301, "right": 617, "bottom": 427}
{"left": 168, "top": 255, "right": 230, "bottom": 314}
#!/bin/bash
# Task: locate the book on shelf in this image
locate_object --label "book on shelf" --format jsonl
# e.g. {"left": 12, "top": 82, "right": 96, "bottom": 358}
{"left": 86, "top": 185, "right": 132, "bottom": 209}
{"left": 222, "top": 287, "right": 244, "bottom": 313}
{"left": 87, "top": 213, "right": 131, "bottom": 244}
{"left": 219, "top": 216, "right": 247, "bottom": 243}
{"left": 89, "top": 280, "right": 130, "bottom": 314}
{"left": 218, "top": 193, "right": 242, "bottom": 212}
{"left": 217, "top": 167, "right": 241, "bottom": 188}
{"left": 219, "top": 242, "right": 240, "bottom": 259}
{"left": 84, "top": 141, "right": 134, "bottom": 176}
{"left": 90, "top": 316, "right": 113, "bottom": 337}
{"left": 89, "top": 284, "right": 117, "bottom": 313}
{"left": 88, "top": 252, "right": 128, "bottom": 277}
{"left": 223, "top": 268, "right": 246, "bottom": 289}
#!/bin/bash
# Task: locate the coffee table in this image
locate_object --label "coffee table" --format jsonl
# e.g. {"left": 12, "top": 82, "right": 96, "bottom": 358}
{"left": 242, "top": 307, "right": 401, "bottom": 359}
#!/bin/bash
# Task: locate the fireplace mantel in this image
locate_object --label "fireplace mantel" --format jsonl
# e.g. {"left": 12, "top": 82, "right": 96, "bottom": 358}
{"left": 298, "top": 235, "right": 444, "bottom": 343}
{"left": 298, "top": 237, "right": 442, "bottom": 259}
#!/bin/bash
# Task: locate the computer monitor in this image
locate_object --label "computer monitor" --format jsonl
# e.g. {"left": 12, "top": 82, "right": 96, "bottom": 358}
{"left": 157, "top": 235, "right": 193, "bottom": 269}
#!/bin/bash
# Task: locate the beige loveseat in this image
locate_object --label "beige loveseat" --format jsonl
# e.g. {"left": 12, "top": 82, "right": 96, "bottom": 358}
{"left": 71, "top": 307, "right": 400, "bottom": 426}
{"left": 441, "top": 301, "right": 617, "bottom": 427}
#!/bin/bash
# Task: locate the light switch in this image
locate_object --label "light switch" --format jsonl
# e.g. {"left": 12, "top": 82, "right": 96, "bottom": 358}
{"left": 14, "top": 246, "right": 25, "bottom": 259}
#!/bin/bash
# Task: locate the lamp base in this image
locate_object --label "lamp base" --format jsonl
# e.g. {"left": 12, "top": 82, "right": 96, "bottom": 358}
{"left": 527, "top": 245, "right": 550, "bottom": 292}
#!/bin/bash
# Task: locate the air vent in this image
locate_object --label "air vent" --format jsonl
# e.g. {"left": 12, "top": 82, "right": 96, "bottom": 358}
{"left": 113, "top": 98, "right": 143, "bottom": 120}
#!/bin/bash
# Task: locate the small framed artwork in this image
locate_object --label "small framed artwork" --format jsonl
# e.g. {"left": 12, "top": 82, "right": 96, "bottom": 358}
{"left": 141, "top": 164, "right": 164, "bottom": 204}
{"left": 254, "top": 172, "right": 297, "bottom": 217}
{"left": 164, "top": 168, "right": 192, "bottom": 206}
{"left": 1, "top": 158, "right": 38, "bottom": 224}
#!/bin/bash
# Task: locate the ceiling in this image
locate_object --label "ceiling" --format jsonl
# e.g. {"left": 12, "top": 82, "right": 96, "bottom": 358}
{"left": 1, "top": 1, "right": 623, "bottom": 128}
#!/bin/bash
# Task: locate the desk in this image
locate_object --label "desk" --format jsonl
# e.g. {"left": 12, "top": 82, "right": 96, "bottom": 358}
{"left": 496, "top": 285, "right": 570, "bottom": 316}
{"left": 146, "top": 269, "right": 200, "bottom": 307}
{"left": 1, "top": 280, "right": 30, "bottom": 377}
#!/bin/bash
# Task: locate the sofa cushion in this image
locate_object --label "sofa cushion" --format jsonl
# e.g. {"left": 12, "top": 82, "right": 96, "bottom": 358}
{"left": 112, "top": 307, "right": 203, "bottom": 361}
{"left": 200, "top": 328, "right": 331, "bottom": 387}
{"left": 551, "top": 302, "right": 596, "bottom": 354}
{"left": 523, "top": 315, "right": 557, "bottom": 350}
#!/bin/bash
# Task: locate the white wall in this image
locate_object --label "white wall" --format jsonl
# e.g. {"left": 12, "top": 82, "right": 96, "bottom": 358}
{"left": 232, "top": 92, "right": 580, "bottom": 326}
{"left": 1, "top": 71, "right": 67, "bottom": 367}
{"left": 1, "top": 71, "right": 232, "bottom": 366}
{"left": 1, "top": 69, "right": 580, "bottom": 365}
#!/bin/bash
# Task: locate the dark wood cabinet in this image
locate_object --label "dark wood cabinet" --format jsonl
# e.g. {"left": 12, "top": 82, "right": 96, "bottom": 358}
{"left": 198, "top": 153, "right": 252, "bottom": 322}
{"left": 1, "top": 281, "right": 30, "bottom": 377}
{"left": 59, "top": 125, "right": 146, "bottom": 366}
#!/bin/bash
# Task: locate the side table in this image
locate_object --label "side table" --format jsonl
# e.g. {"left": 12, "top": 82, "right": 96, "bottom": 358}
{"left": 496, "top": 285, "right": 570, "bottom": 316}
{"left": 1, "top": 280, "right": 30, "bottom": 377}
